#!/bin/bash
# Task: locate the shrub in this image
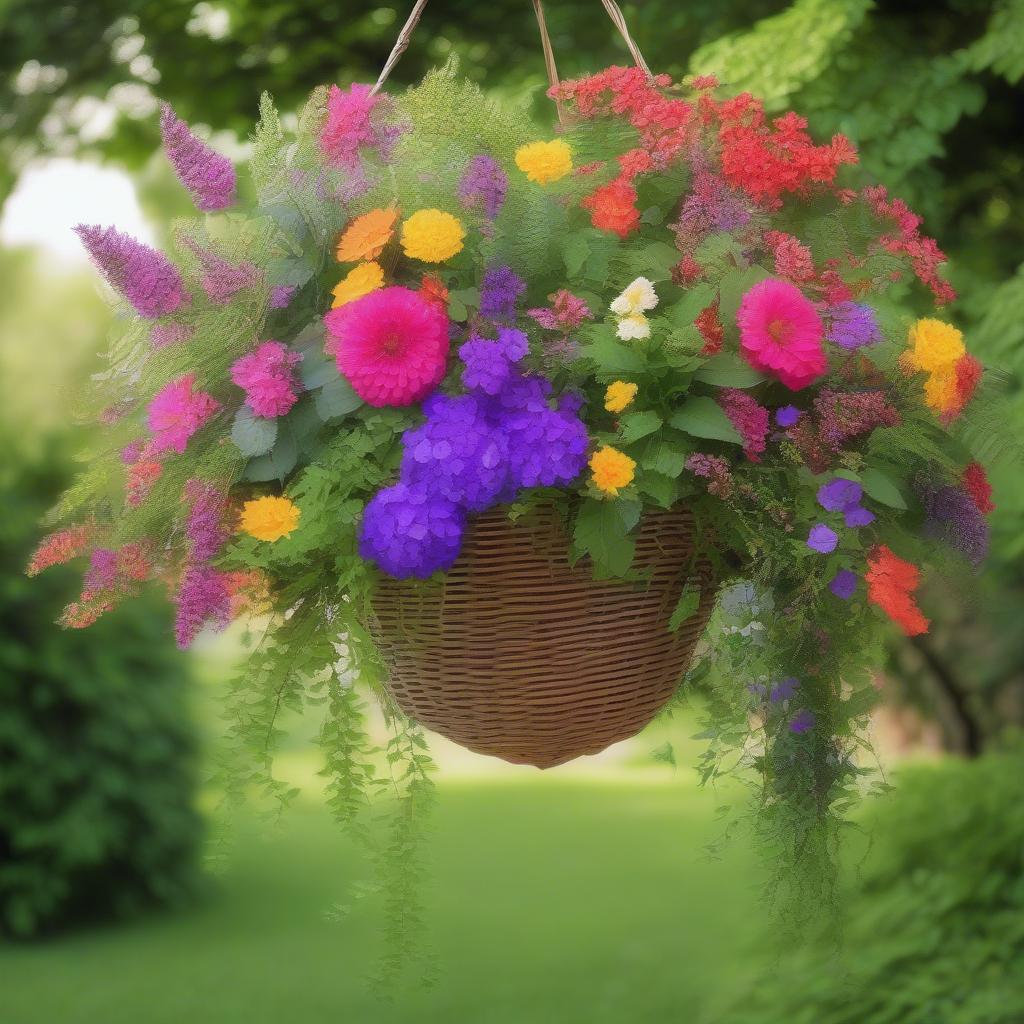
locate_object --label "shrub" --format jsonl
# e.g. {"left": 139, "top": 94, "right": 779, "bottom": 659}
{"left": 0, "top": 443, "right": 202, "bottom": 936}
{"left": 721, "top": 747, "right": 1024, "bottom": 1024}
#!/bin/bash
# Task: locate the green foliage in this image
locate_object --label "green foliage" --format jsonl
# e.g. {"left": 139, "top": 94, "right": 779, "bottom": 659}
{"left": 724, "top": 746, "right": 1024, "bottom": 1024}
{"left": 0, "top": 442, "right": 201, "bottom": 937}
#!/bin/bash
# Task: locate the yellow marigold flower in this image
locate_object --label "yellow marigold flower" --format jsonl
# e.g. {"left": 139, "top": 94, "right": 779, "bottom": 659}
{"left": 400, "top": 209, "right": 466, "bottom": 263}
{"left": 589, "top": 446, "right": 636, "bottom": 496}
{"left": 240, "top": 496, "right": 301, "bottom": 542}
{"left": 604, "top": 381, "right": 638, "bottom": 414}
{"left": 907, "top": 318, "right": 965, "bottom": 373}
{"left": 335, "top": 207, "right": 397, "bottom": 262}
{"left": 515, "top": 140, "right": 573, "bottom": 184}
{"left": 331, "top": 261, "right": 384, "bottom": 307}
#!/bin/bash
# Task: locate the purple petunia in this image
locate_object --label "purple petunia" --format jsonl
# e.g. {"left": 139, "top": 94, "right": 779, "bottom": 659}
{"left": 826, "top": 301, "right": 882, "bottom": 350}
{"left": 769, "top": 677, "right": 799, "bottom": 703}
{"left": 844, "top": 505, "right": 876, "bottom": 528}
{"left": 829, "top": 569, "right": 858, "bottom": 599}
{"left": 789, "top": 709, "right": 816, "bottom": 734}
{"left": 775, "top": 405, "right": 801, "bottom": 428}
{"left": 358, "top": 482, "right": 466, "bottom": 579}
{"left": 807, "top": 524, "right": 839, "bottom": 553}
{"left": 817, "top": 477, "right": 863, "bottom": 512}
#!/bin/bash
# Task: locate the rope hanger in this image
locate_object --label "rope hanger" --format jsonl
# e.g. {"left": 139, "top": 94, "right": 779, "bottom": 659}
{"left": 370, "top": 0, "right": 653, "bottom": 102}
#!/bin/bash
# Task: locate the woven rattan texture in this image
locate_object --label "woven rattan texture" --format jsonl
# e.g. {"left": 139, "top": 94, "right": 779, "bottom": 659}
{"left": 368, "top": 506, "right": 715, "bottom": 768}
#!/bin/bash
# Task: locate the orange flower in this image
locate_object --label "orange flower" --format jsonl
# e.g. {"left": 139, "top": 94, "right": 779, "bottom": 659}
{"left": 336, "top": 207, "right": 397, "bottom": 262}
{"left": 865, "top": 545, "right": 929, "bottom": 636}
{"left": 419, "top": 273, "right": 449, "bottom": 309}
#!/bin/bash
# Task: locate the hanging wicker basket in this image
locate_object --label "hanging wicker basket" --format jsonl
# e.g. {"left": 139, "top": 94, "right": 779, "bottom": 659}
{"left": 367, "top": 505, "right": 716, "bottom": 768}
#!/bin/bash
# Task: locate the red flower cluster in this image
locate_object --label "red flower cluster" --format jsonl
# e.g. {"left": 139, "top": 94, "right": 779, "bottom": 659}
{"left": 706, "top": 95, "right": 857, "bottom": 209}
{"left": 962, "top": 461, "right": 995, "bottom": 514}
{"left": 695, "top": 301, "right": 724, "bottom": 355}
{"left": 865, "top": 545, "right": 929, "bottom": 636}
{"left": 789, "top": 388, "right": 901, "bottom": 472}
{"left": 863, "top": 185, "right": 956, "bottom": 305}
{"left": 26, "top": 524, "right": 94, "bottom": 576}
{"left": 582, "top": 179, "right": 641, "bottom": 238}
{"left": 718, "top": 388, "right": 770, "bottom": 461}
{"left": 763, "top": 230, "right": 815, "bottom": 282}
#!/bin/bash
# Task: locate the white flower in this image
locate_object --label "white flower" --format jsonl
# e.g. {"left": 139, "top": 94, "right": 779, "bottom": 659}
{"left": 610, "top": 276, "right": 658, "bottom": 317}
{"left": 616, "top": 313, "right": 651, "bottom": 341}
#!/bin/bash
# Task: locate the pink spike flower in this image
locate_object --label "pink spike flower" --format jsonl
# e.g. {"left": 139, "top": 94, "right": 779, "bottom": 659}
{"left": 160, "top": 104, "right": 236, "bottom": 211}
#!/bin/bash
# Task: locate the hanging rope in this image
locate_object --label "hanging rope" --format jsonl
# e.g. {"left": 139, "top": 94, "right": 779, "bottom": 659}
{"left": 370, "top": 0, "right": 429, "bottom": 96}
{"left": 370, "top": 0, "right": 653, "bottom": 101}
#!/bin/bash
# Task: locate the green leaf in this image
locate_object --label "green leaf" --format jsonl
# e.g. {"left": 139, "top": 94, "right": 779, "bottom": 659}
{"left": 638, "top": 470, "right": 680, "bottom": 508}
{"left": 571, "top": 499, "right": 636, "bottom": 578}
{"left": 651, "top": 742, "right": 676, "bottom": 767}
{"left": 693, "top": 355, "right": 767, "bottom": 388}
{"left": 314, "top": 377, "right": 363, "bottom": 420}
{"left": 641, "top": 437, "right": 688, "bottom": 478}
{"left": 643, "top": 241, "right": 682, "bottom": 280}
{"left": 668, "top": 585, "right": 701, "bottom": 632}
{"left": 615, "top": 498, "right": 643, "bottom": 532}
{"left": 669, "top": 396, "right": 743, "bottom": 444}
{"left": 231, "top": 406, "right": 277, "bottom": 457}
{"left": 718, "top": 265, "right": 771, "bottom": 327}
{"left": 581, "top": 329, "right": 646, "bottom": 376}
{"left": 618, "top": 410, "right": 663, "bottom": 444}
{"left": 563, "top": 234, "right": 589, "bottom": 276}
{"left": 669, "top": 283, "right": 718, "bottom": 327}
{"left": 861, "top": 467, "right": 908, "bottom": 510}
{"left": 447, "top": 287, "right": 479, "bottom": 323}
{"left": 299, "top": 351, "right": 338, "bottom": 390}
{"left": 243, "top": 422, "right": 298, "bottom": 482}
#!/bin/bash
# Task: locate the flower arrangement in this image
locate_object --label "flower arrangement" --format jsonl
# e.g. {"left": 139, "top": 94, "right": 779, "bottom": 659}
{"left": 31, "top": 60, "right": 995, "bottom": 937}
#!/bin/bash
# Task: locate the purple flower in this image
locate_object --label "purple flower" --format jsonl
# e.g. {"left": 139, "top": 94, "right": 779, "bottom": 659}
{"left": 775, "top": 405, "right": 801, "bottom": 428}
{"left": 919, "top": 482, "right": 990, "bottom": 567}
{"left": 184, "top": 479, "right": 228, "bottom": 562}
{"left": 829, "top": 569, "right": 858, "bottom": 599}
{"left": 769, "top": 677, "right": 799, "bottom": 702}
{"left": 359, "top": 482, "right": 466, "bottom": 579}
{"left": 479, "top": 265, "right": 526, "bottom": 321}
{"left": 844, "top": 505, "right": 876, "bottom": 528}
{"left": 458, "top": 154, "right": 508, "bottom": 220}
{"left": 826, "top": 301, "right": 881, "bottom": 350}
{"left": 789, "top": 709, "right": 816, "bottom": 734}
{"left": 75, "top": 224, "right": 188, "bottom": 319}
{"left": 160, "top": 104, "right": 236, "bottom": 212}
{"left": 807, "top": 524, "right": 839, "bottom": 553}
{"left": 459, "top": 335, "right": 514, "bottom": 396}
{"left": 817, "top": 477, "right": 863, "bottom": 512}
{"left": 496, "top": 327, "right": 529, "bottom": 361}
{"left": 174, "top": 564, "right": 230, "bottom": 649}
{"left": 401, "top": 394, "right": 509, "bottom": 512}
{"left": 187, "top": 240, "right": 263, "bottom": 304}
{"left": 269, "top": 285, "right": 296, "bottom": 309}
{"left": 83, "top": 548, "right": 118, "bottom": 596}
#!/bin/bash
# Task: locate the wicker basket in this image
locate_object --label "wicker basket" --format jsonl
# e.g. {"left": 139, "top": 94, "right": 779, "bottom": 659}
{"left": 367, "top": 506, "right": 716, "bottom": 768}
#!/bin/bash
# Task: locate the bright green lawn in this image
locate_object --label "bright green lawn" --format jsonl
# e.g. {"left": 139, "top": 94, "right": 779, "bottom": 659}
{"left": 0, "top": 777, "right": 768, "bottom": 1024}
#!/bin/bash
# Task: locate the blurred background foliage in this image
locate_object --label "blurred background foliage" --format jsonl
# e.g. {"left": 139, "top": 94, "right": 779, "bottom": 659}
{"left": 0, "top": 1, "right": 1022, "bottom": 1021}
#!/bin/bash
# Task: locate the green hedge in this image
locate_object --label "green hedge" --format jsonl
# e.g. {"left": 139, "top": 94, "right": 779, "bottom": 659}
{"left": 0, "top": 445, "right": 202, "bottom": 937}
{"left": 723, "top": 747, "right": 1024, "bottom": 1024}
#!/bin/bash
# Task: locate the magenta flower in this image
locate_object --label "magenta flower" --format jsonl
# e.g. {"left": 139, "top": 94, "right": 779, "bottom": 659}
{"left": 75, "top": 224, "right": 187, "bottom": 319}
{"left": 230, "top": 341, "right": 303, "bottom": 418}
{"left": 718, "top": 389, "right": 770, "bottom": 461}
{"left": 147, "top": 374, "right": 220, "bottom": 455}
{"left": 160, "top": 104, "right": 236, "bottom": 211}
{"left": 174, "top": 563, "right": 230, "bottom": 648}
{"left": 528, "top": 290, "right": 593, "bottom": 333}
{"left": 321, "top": 83, "right": 401, "bottom": 169}
{"left": 737, "top": 278, "right": 826, "bottom": 391}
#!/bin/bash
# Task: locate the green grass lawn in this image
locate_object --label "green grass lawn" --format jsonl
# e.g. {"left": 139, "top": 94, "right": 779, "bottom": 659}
{"left": 0, "top": 775, "right": 768, "bottom": 1024}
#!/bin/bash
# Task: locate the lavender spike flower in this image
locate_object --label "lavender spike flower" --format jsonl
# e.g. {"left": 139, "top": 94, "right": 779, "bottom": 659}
{"left": 74, "top": 225, "right": 188, "bottom": 319}
{"left": 160, "top": 104, "right": 236, "bottom": 211}
{"left": 185, "top": 238, "right": 262, "bottom": 304}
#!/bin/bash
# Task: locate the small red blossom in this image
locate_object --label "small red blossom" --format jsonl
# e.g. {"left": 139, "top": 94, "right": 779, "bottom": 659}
{"left": 865, "top": 545, "right": 929, "bottom": 636}
{"left": 962, "top": 462, "right": 995, "bottom": 515}
{"left": 582, "top": 178, "right": 641, "bottom": 237}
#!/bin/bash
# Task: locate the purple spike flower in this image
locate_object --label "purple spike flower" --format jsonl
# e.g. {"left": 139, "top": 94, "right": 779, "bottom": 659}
{"left": 75, "top": 225, "right": 187, "bottom": 319}
{"left": 187, "top": 240, "right": 262, "bottom": 304}
{"left": 160, "top": 104, "right": 236, "bottom": 211}
{"left": 174, "top": 564, "right": 230, "bottom": 648}
{"left": 458, "top": 155, "right": 508, "bottom": 220}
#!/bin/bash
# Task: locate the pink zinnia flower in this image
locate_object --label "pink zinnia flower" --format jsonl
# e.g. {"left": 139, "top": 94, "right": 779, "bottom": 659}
{"left": 737, "top": 278, "right": 827, "bottom": 391}
{"left": 147, "top": 373, "right": 220, "bottom": 454}
{"left": 230, "top": 340, "right": 303, "bottom": 418}
{"left": 324, "top": 286, "right": 450, "bottom": 407}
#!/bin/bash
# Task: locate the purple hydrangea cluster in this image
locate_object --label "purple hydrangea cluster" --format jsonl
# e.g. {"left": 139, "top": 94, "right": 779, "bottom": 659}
{"left": 160, "top": 104, "right": 237, "bottom": 212}
{"left": 359, "top": 281, "right": 590, "bottom": 580}
{"left": 75, "top": 224, "right": 188, "bottom": 319}
{"left": 458, "top": 155, "right": 508, "bottom": 220}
